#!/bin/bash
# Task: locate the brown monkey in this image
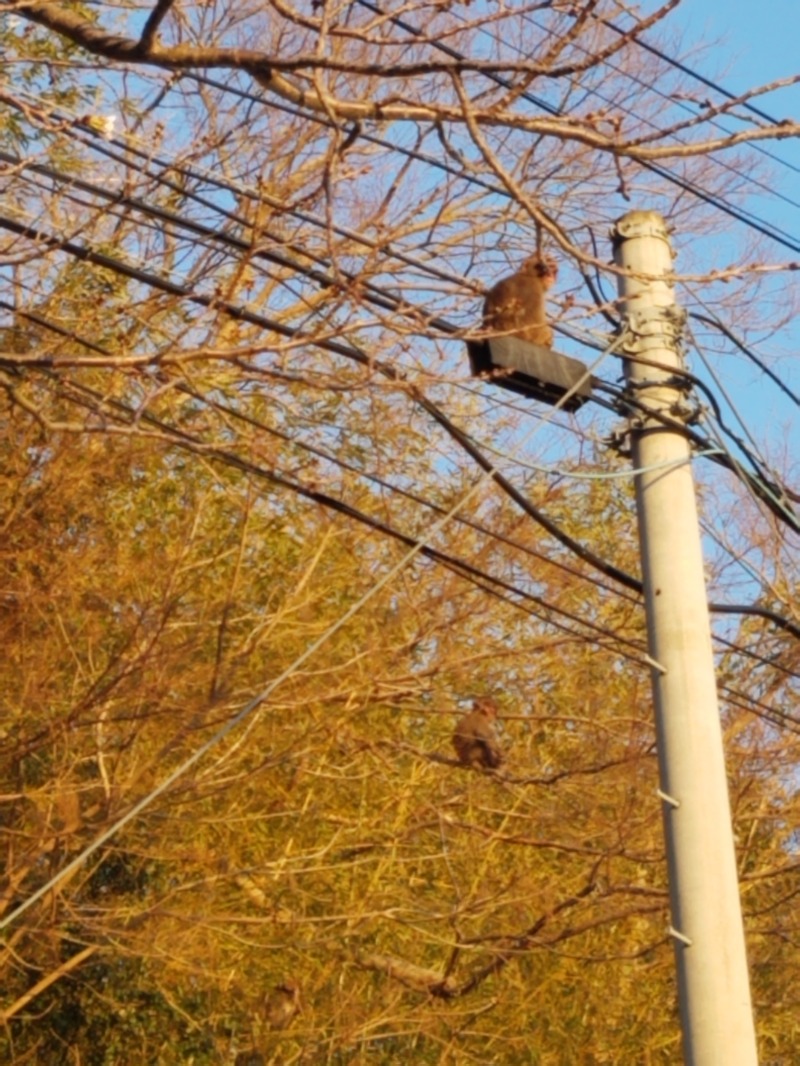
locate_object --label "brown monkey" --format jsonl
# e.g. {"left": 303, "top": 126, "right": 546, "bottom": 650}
{"left": 483, "top": 255, "right": 557, "bottom": 348}
{"left": 453, "top": 697, "right": 504, "bottom": 770}
{"left": 263, "top": 981, "right": 300, "bottom": 1029}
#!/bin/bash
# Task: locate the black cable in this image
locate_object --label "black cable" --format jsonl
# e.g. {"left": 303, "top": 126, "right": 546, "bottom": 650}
{"left": 0, "top": 295, "right": 630, "bottom": 607}
{"left": 3, "top": 210, "right": 798, "bottom": 637}
{"left": 691, "top": 311, "right": 800, "bottom": 411}
{"left": 597, "top": 13, "right": 799, "bottom": 134}
{"left": 26, "top": 114, "right": 796, "bottom": 489}
{"left": 17, "top": 3, "right": 800, "bottom": 273}
{"left": 87, "top": 74, "right": 800, "bottom": 435}
{"left": 471, "top": 4, "right": 800, "bottom": 216}
{"left": 595, "top": 372, "right": 800, "bottom": 536}
{"left": 0, "top": 147, "right": 448, "bottom": 331}
{"left": 36, "top": 363, "right": 800, "bottom": 682}
{"left": 12, "top": 80, "right": 800, "bottom": 443}
{"left": 5, "top": 20, "right": 800, "bottom": 730}
{"left": 69, "top": 116, "right": 474, "bottom": 293}
{"left": 353, "top": 0, "right": 800, "bottom": 256}
{"left": 720, "top": 684, "right": 800, "bottom": 736}
{"left": 11, "top": 8, "right": 800, "bottom": 271}
{"left": 13, "top": 293, "right": 800, "bottom": 685}
{"left": 9, "top": 300, "right": 800, "bottom": 709}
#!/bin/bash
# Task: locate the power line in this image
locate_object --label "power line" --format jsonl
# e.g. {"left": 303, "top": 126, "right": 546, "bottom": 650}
{"left": 353, "top": 0, "right": 800, "bottom": 255}
{"left": 597, "top": 12, "right": 800, "bottom": 134}
{"left": 0, "top": 145, "right": 464, "bottom": 338}
{"left": 1, "top": 103, "right": 792, "bottom": 481}
{"left": 0, "top": 138, "right": 591, "bottom": 459}
{"left": 11, "top": 81, "right": 800, "bottom": 445}
{"left": 689, "top": 332, "right": 778, "bottom": 472}
{"left": 596, "top": 370, "right": 800, "bottom": 536}
{"left": 9, "top": 294, "right": 799, "bottom": 686}
{"left": 0, "top": 112, "right": 613, "bottom": 457}
{"left": 8, "top": 340, "right": 800, "bottom": 733}
{"left": 690, "top": 311, "right": 800, "bottom": 411}
{"left": 3, "top": 293, "right": 641, "bottom": 653}
{"left": 0, "top": 295, "right": 629, "bottom": 607}
{"left": 3, "top": 87, "right": 797, "bottom": 635}
{"left": 3, "top": 244, "right": 798, "bottom": 648}
{"left": 3, "top": 193, "right": 798, "bottom": 614}
{"left": 468, "top": 2, "right": 800, "bottom": 219}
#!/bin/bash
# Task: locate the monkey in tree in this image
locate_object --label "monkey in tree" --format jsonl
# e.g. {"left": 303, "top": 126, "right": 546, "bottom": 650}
{"left": 452, "top": 697, "right": 504, "bottom": 770}
{"left": 263, "top": 981, "right": 300, "bottom": 1029}
{"left": 483, "top": 255, "right": 558, "bottom": 348}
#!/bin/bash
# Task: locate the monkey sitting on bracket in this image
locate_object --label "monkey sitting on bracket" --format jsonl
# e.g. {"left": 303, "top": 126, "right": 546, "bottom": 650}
{"left": 452, "top": 697, "right": 504, "bottom": 770}
{"left": 483, "top": 255, "right": 558, "bottom": 348}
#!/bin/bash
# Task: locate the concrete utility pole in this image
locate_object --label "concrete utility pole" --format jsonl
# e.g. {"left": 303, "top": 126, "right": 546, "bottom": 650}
{"left": 611, "top": 211, "right": 758, "bottom": 1066}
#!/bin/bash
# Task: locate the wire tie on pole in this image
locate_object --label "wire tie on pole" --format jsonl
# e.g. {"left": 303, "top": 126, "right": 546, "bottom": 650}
{"left": 657, "top": 789, "right": 680, "bottom": 808}
{"left": 668, "top": 926, "right": 693, "bottom": 947}
{"left": 644, "top": 653, "right": 667, "bottom": 674}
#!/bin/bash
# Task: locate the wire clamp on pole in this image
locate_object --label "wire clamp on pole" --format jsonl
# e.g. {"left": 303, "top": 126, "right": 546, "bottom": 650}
{"left": 618, "top": 307, "right": 687, "bottom": 357}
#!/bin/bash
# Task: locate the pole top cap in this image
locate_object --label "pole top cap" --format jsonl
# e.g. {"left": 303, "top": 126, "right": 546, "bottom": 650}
{"left": 611, "top": 210, "right": 671, "bottom": 247}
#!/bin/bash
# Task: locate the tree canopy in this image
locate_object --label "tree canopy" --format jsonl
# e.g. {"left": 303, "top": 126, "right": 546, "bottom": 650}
{"left": 1, "top": 2, "right": 799, "bottom": 1062}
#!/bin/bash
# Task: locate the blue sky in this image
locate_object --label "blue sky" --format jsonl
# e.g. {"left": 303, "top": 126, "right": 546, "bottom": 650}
{"left": 668, "top": 2, "right": 800, "bottom": 468}
{"left": 672, "top": 0, "right": 800, "bottom": 230}
{"left": 676, "top": 1, "right": 800, "bottom": 92}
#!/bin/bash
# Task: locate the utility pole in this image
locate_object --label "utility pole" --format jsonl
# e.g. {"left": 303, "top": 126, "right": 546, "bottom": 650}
{"left": 612, "top": 211, "right": 758, "bottom": 1066}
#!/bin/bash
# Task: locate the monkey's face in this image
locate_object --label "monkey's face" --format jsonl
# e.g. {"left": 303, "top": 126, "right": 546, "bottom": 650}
{"left": 522, "top": 255, "right": 558, "bottom": 290}
{"left": 473, "top": 697, "right": 498, "bottom": 721}
{"left": 536, "top": 259, "right": 558, "bottom": 289}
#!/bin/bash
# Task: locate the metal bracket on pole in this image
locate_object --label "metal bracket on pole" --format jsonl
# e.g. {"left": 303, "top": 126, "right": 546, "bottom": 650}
{"left": 617, "top": 308, "right": 688, "bottom": 381}
{"left": 621, "top": 305, "right": 688, "bottom": 344}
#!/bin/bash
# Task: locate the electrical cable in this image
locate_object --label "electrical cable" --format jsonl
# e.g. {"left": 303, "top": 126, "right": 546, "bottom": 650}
{"left": 720, "top": 684, "right": 800, "bottom": 736}
{"left": 3, "top": 75, "right": 797, "bottom": 643}
{"left": 0, "top": 296, "right": 634, "bottom": 613}
{"left": 352, "top": 0, "right": 800, "bottom": 255}
{"left": 478, "top": 440, "right": 724, "bottom": 481}
{"left": 3, "top": 12, "right": 797, "bottom": 886}
{"left": 6, "top": 358, "right": 799, "bottom": 753}
{"left": 30, "top": 365, "right": 646, "bottom": 657}
{"left": 0, "top": 146, "right": 463, "bottom": 338}
{"left": 691, "top": 310, "right": 800, "bottom": 411}
{"left": 596, "top": 12, "right": 800, "bottom": 134}
{"left": 6, "top": 84, "right": 488, "bottom": 297}
{"left": 596, "top": 372, "right": 800, "bottom": 536}
{"left": 1, "top": 296, "right": 644, "bottom": 645}
{"left": 689, "top": 333, "right": 776, "bottom": 472}
{"left": 3, "top": 209, "right": 798, "bottom": 637}
{"left": 8, "top": 295, "right": 800, "bottom": 690}
{"left": 10, "top": 78, "right": 800, "bottom": 454}
{"left": 14, "top": 2, "right": 800, "bottom": 279}
{"left": 468, "top": 3, "right": 800, "bottom": 219}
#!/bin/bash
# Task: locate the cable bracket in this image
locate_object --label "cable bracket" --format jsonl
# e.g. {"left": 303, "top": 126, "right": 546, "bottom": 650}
{"left": 618, "top": 305, "right": 687, "bottom": 355}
